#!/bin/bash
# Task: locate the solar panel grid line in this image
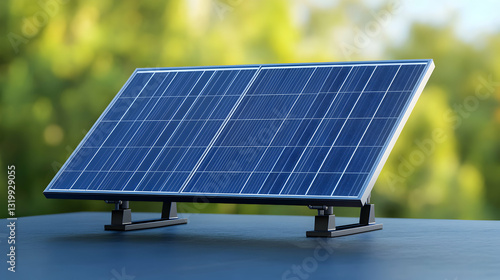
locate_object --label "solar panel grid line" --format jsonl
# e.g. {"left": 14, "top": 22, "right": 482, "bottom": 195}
{"left": 205, "top": 70, "right": 270, "bottom": 147}
{"left": 276, "top": 69, "right": 356, "bottom": 195}
{"left": 331, "top": 65, "right": 421, "bottom": 196}
{"left": 328, "top": 65, "right": 401, "bottom": 196}
{"left": 130, "top": 145, "right": 385, "bottom": 149}
{"left": 155, "top": 70, "right": 242, "bottom": 192}
{"left": 249, "top": 67, "right": 338, "bottom": 195}
{"left": 358, "top": 63, "right": 432, "bottom": 202}
{"left": 134, "top": 89, "right": 407, "bottom": 98}
{"left": 116, "top": 116, "right": 399, "bottom": 122}
{"left": 277, "top": 66, "right": 358, "bottom": 195}
{"left": 285, "top": 67, "right": 359, "bottom": 195}
{"left": 235, "top": 68, "right": 316, "bottom": 179}
{"left": 190, "top": 171, "right": 370, "bottom": 174}
{"left": 111, "top": 72, "right": 199, "bottom": 191}
{"left": 66, "top": 145, "right": 384, "bottom": 150}
{"left": 290, "top": 67, "right": 376, "bottom": 196}
{"left": 131, "top": 71, "right": 217, "bottom": 192}
{"left": 186, "top": 68, "right": 291, "bottom": 192}
{"left": 270, "top": 67, "right": 337, "bottom": 195}
{"left": 313, "top": 65, "right": 385, "bottom": 196}
{"left": 67, "top": 73, "right": 156, "bottom": 190}
{"left": 177, "top": 67, "right": 263, "bottom": 193}
{"left": 120, "top": 71, "right": 210, "bottom": 192}
{"left": 184, "top": 67, "right": 317, "bottom": 194}
{"left": 45, "top": 70, "right": 141, "bottom": 190}
{"left": 148, "top": 72, "right": 233, "bottom": 192}
{"left": 349, "top": 65, "right": 421, "bottom": 196}
{"left": 90, "top": 73, "right": 173, "bottom": 190}
{"left": 289, "top": 67, "right": 376, "bottom": 195}
{"left": 146, "top": 69, "right": 255, "bottom": 192}
{"left": 256, "top": 67, "right": 344, "bottom": 195}
{"left": 267, "top": 67, "right": 340, "bottom": 195}
{"left": 237, "top": 67, "right": 319, "bottom": 194}
{"left": 67, "top": 67, "right": 260, "bottom": 192}
{"left": 53, "top": 170, "right": 370, "bottom": 175}
{"left": 90, "top": 73, "right": 175, "bottom": 188}
{"left": 250, "top": 67, "right": 338, "bottom": 195}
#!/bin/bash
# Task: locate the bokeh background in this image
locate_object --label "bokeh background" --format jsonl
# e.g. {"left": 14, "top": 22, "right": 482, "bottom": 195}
{"left": 1, "top": 0, "right": 499, "bottom": 219}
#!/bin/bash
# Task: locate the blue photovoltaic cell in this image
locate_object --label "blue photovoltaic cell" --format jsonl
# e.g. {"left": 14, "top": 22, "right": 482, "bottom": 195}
{"left": 45, "top": 60, "right": 433, "bottom": 203}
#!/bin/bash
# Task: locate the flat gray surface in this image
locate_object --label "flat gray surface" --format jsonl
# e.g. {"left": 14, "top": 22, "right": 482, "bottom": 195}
{"left": 1, "top": 212, "right": 499, "bottom": 280}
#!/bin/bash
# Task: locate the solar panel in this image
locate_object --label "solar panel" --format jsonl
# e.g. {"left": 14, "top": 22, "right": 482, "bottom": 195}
{"left": 44, "top": 60, "right": 434, "bottom": 206}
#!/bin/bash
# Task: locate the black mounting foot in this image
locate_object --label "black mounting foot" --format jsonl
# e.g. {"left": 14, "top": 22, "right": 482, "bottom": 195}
{"left": 306, "top": 204, "right": 383, "bottom": 237}
{"left": 104, "top": 201, "right": 188, "bottom": 231}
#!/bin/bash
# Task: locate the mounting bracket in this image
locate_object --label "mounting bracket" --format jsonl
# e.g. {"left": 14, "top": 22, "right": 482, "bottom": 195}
{"left": 104, "top": 201, "right": 187, "bottom": 231}
{"left": 306, "top": 204, "right": 382, "bottom": 237}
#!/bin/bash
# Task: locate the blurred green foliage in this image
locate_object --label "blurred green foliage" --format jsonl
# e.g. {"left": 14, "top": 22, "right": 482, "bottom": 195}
{"left": 1, "top": 0, "right": 499, "bottom": 219}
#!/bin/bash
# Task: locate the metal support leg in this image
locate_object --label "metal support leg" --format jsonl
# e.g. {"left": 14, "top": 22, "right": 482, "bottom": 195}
{"left": 306, "top": 204, "right": 383, "bottom": 237}
{"left": 105, "top": 201, "right": 188, "bottom": 231}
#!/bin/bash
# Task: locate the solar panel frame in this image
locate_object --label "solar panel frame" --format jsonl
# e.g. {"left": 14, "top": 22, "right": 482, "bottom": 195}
{"left": 44, "top": 60, "right": 434, "bottom": 207}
